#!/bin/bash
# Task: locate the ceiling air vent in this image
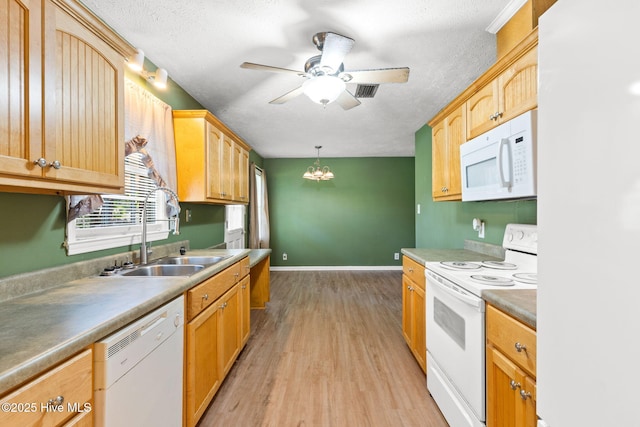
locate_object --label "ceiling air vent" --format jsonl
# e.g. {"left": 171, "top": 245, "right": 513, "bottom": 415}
{"left": 355, "top": 84, "right": 379, "bottom": 98}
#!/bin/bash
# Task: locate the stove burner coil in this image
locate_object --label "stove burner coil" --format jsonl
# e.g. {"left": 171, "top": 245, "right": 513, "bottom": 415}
{"left": 470, "top": 275, "right": 514, "bottom": 286}
{"left": 439, "top": 261, "right": 481, "bottom": 270}
{"left": 481, "top": 260, "right": 518, "bottom": 270}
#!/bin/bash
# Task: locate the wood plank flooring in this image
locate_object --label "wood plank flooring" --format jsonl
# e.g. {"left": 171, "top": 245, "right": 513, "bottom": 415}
{"left": 197, "top": 270, "right": 448, "bottom": 427}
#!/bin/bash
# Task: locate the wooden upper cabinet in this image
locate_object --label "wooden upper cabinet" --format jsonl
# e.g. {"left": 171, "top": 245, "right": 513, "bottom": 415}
{"left": 233, "top": 141, "right": 249, "bottom": 202}
{"left": 0, "top": 0, "right": 135, "bottom": 195}
{"left": 466, "top": 45, "right": 538, "bottom": 140}
{"left": 432, "top": 105, "right": 465, "bottom": 201}
{"left": 174, "top": 110, "right": 251, "bottom": 204}
{"left": 0, "top": 0, "right": 43, "bottom": 181}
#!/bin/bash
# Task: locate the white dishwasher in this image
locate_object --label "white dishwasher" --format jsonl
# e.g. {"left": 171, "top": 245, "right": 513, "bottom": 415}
{"left": 94, "top": 295, "right": 184, "bottom": 427}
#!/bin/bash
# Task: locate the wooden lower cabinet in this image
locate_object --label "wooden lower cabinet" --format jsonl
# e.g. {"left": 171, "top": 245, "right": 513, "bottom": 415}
{"left": 184, "top": 258, "right": 250, "bottom": 427}
{"left": 486, "top": 305, "right": 537, "bottom": 427}
{"left": 401, "top": 256, "right": 426, "bottom": 373}
{"left": 0, "top": 349, "right": 93, "bottom": 427}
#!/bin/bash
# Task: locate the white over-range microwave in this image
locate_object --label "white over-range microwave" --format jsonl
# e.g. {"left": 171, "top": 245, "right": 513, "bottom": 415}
{"left": 460, "top": 110, "right": 537, "bottom": 201}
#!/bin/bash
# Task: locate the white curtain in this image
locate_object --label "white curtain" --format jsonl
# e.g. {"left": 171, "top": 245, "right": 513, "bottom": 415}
{"left": 249, "top": 163, "right": 270, "bottom": 249}
{"left": 124, "top": 78, "right": 177, "bottom": 191}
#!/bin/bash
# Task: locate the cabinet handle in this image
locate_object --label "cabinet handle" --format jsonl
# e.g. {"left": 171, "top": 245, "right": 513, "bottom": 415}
{"left": 203, "top": 293, "right": 209, "bottom": 301}
{"left": 496, "top": 111, "right": 503, "bottom": 119}
{"left": 509, "top": 380, "right": 521, "bottom": 390}
{"left": 47, "top": 395, "right": 64, "bottom": 407}
{"left": 34, "top": 158, "right": 48, "bottom": 168}
{"left": 520, "top": 389, "right": 531, "bottom": 400}
{"left": 242, "top": 284, "right": 246, "bottom": 289}
{"left": 489, "top": 113, "right": 496, "bottom": 120}
{"left": 408, "top": 267, "right": 414, "bottom": 273}
{"left": 50, "top": 160, "right": 61, "bottom": 169}
{"left": 514, "top": 342, "right": 527, "bottom": 352}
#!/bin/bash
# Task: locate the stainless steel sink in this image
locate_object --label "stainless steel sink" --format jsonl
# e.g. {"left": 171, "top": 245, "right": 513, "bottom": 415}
{"left": 120, "top": 264, "right": 205, "bottom": 277}
{"left": 152, "top": 255, "right": 229, "bottom": 266}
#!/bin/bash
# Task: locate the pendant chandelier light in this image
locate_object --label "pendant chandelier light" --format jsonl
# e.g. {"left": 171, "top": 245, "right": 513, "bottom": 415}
{"left": 303, "top": 146, "right": 334, "bottom": 181}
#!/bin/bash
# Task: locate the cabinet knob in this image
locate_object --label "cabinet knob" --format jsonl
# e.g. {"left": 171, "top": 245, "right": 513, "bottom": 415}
{"left": 203, "top": 293, "right": 209, "bottom": 301}
{"left": 50, "top": 160, "right": 61, "bottom": 169}
{"left": 34, "top": 158, "right": 48, "bottom": 168}
{"left": 509, "top": 380, "right": 520, "bottom": 390}
{"left": 489, "top": 113, "right": 496, "bottom": 120}
{"left": 408, "top": 267, "right": 414, "bottom": 273}
{"left": 514, "top": 342, "right": 527, "bottom": 352}
{"left": 520, "top": 389, "right": 531, "bottom": 400}
{"left": 47, "top": 395, "right": 64, "bottom": 407}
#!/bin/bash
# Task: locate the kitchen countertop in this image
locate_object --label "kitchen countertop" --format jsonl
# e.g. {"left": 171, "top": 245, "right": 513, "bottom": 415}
{"left": 483, "top": 289, "right": 536, "bottom": 330}
{"left": 0, "top": 247, "right": 270, "bottom": 395}
{"left": 401, "top": 248, "right": 502, "bottom": 265}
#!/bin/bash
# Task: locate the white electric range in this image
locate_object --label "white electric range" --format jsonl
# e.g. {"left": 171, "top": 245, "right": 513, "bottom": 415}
{"left": 425, "top": 223, "right": 537, "bottom": 427}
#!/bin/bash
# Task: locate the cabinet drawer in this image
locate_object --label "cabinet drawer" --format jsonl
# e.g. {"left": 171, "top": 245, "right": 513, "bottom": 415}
{"left": 486, "top": 305, "right": 536, "bottom": 377}
{"left": 0, "top": 349, "right": 92, "bottom": 427}
{"left": 238, "top": 256, "right": 250, "bottom": 280}
{"left": 187, "top": 266, "right": 238, "bottom": 321}
{"left": 402, "top": 256, "right": 425, "bottom": 290}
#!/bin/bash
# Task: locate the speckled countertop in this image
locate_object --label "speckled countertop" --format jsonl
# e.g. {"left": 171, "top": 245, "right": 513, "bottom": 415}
{"left": 483, "top": 289, "right": 536, "bottom": 330}
{"left": 0, "top": 247, "right": 271, "bottom": 395}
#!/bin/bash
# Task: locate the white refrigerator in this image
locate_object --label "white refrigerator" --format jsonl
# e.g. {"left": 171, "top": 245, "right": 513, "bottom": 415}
{"left": 537, "top": 1, "right": 640, "bottom": 426}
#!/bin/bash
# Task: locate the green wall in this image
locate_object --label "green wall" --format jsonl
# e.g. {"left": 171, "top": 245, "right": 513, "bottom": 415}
{"left": 414, "top": 124, "right": 536, "bottom": 248}
{"left": 0, "top": 66, "right": 241, "bottom": 279}
{"left": 265, "top": 157, "right": 415, "bottom": 267}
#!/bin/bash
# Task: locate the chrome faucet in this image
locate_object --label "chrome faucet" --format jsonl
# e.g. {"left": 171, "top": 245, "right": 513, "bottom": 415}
{"left": 140, "top": 187, "right": 180, "bottom": 264}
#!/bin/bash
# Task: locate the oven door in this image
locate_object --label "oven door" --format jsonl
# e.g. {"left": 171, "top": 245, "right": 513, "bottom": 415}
{"left": 426, "top": 269, "right": 486, "bottom": 425}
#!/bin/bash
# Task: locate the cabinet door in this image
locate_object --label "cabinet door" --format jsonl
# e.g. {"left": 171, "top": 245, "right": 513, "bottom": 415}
{"left": 444, "top": 106, "right": 464, "bottom": 199}
{"left": 185, "top": 301, "right": 221, "bottom": 427}
{"left": 233, "top": 143, "right": 249, "bottom": 203}
{"left": 44, "top": 2, "right": 125, "bottom": 190}
{"left": 412, "top": 282, "right": 426, "bottom": 372}
{"left": 497, "top": 46, "right": 538, "bottom": 123}
{"left": 218, "top": 283, "right": 241, "bottom": 377}
{"left": 0, "top": 0, "right": 43, "bottom": 179}
{"left": 401, "top": 274, "right": 413, "bottom": 346}
{"left": 486, "top": 344, "right": 528, "bottom": 427}
{"left": 206, "top": 122, "right": 224, "bottom": 200}
{"left": 466, "top": 80, "right": 498, "bottom": 140}
{"left": 239, "top": 275, "right": 251, "bottom": 347}
{"left": 431, "top": 120, "right": 447, "bottom": 199}
{"left": 432, "top": 106, "right": 465, "bottom": 201}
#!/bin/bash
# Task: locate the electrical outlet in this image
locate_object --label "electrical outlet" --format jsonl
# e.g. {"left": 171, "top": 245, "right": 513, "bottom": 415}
{"left": 394, "top": 252, "right": 400, "bottom": 260}
{"left": 417, "top": 204, "right": 421, "bottom": 214}
{"left": 282, "top": 253, "right": 288, "bottom": 261}
{"left": 185, "top": 209, "right": 192, "bottom": 223}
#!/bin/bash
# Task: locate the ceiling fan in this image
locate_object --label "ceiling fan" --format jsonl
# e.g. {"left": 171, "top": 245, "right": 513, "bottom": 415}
{"left": 240, "top": 32, "right": 410, "bottom": 110}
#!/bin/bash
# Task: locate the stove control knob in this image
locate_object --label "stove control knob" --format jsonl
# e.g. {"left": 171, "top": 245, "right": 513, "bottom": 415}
{"left": 507, "top": 233, "right": 514, "bottom": 242}
{"left": 517, "top": 231, "right": 525, "bottom": 240}
{"left": 531, "top": 232, "right": 538, "bottom": 242}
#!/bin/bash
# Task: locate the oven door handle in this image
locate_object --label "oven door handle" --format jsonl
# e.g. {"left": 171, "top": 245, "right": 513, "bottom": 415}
{"left": 427, "top": 273, "right": 483, "bottom": 309}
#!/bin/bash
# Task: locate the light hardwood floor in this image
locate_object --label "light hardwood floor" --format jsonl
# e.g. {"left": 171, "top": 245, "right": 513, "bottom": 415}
{"left": 197, "top": 270, "right": 448, "bottom": 427}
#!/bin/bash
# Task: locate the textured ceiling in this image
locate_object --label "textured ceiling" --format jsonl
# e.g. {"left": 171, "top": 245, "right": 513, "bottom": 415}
{"left": 80, "top": 0, "right": 513, "bottom": 158}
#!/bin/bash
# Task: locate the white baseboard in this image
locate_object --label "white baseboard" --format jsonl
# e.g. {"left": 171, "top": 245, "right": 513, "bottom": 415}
{"left": 270, "top": 266, "right": 402, "bottom": 271}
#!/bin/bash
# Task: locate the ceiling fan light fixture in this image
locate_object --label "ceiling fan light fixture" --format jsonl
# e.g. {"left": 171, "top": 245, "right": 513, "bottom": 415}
{"left": 302, "top": 75, "right": 346, "bottom": 106}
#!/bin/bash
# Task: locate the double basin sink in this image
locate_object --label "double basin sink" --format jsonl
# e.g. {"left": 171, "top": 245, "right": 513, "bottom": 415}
{"left": 119, "top": 255, "right": 230, "bottom": 277}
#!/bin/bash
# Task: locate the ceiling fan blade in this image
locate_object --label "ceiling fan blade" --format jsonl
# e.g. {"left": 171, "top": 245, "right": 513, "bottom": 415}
{"left": 335, "top": 90, "right": 361, "bottom": 110}
{"left": 320, "top": 32, "right": 355, "bottom": 73}
{"left": 240, "top": 62, "right": 306, "bottom": 77}
{"left": 269, "top": 85, "right": 306, "bottom": 104}
{"left": 342, "top": 67, "right": 410, "bottom": 84}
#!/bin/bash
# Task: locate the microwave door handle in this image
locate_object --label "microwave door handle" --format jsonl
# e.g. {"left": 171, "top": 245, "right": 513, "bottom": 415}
{"left": 498, "top": 137, "right": 513, "bottom": 188}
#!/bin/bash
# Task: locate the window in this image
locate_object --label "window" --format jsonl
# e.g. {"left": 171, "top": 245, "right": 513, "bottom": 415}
{"left": 65, "top": 153, "right": 170, "bottom": 255}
